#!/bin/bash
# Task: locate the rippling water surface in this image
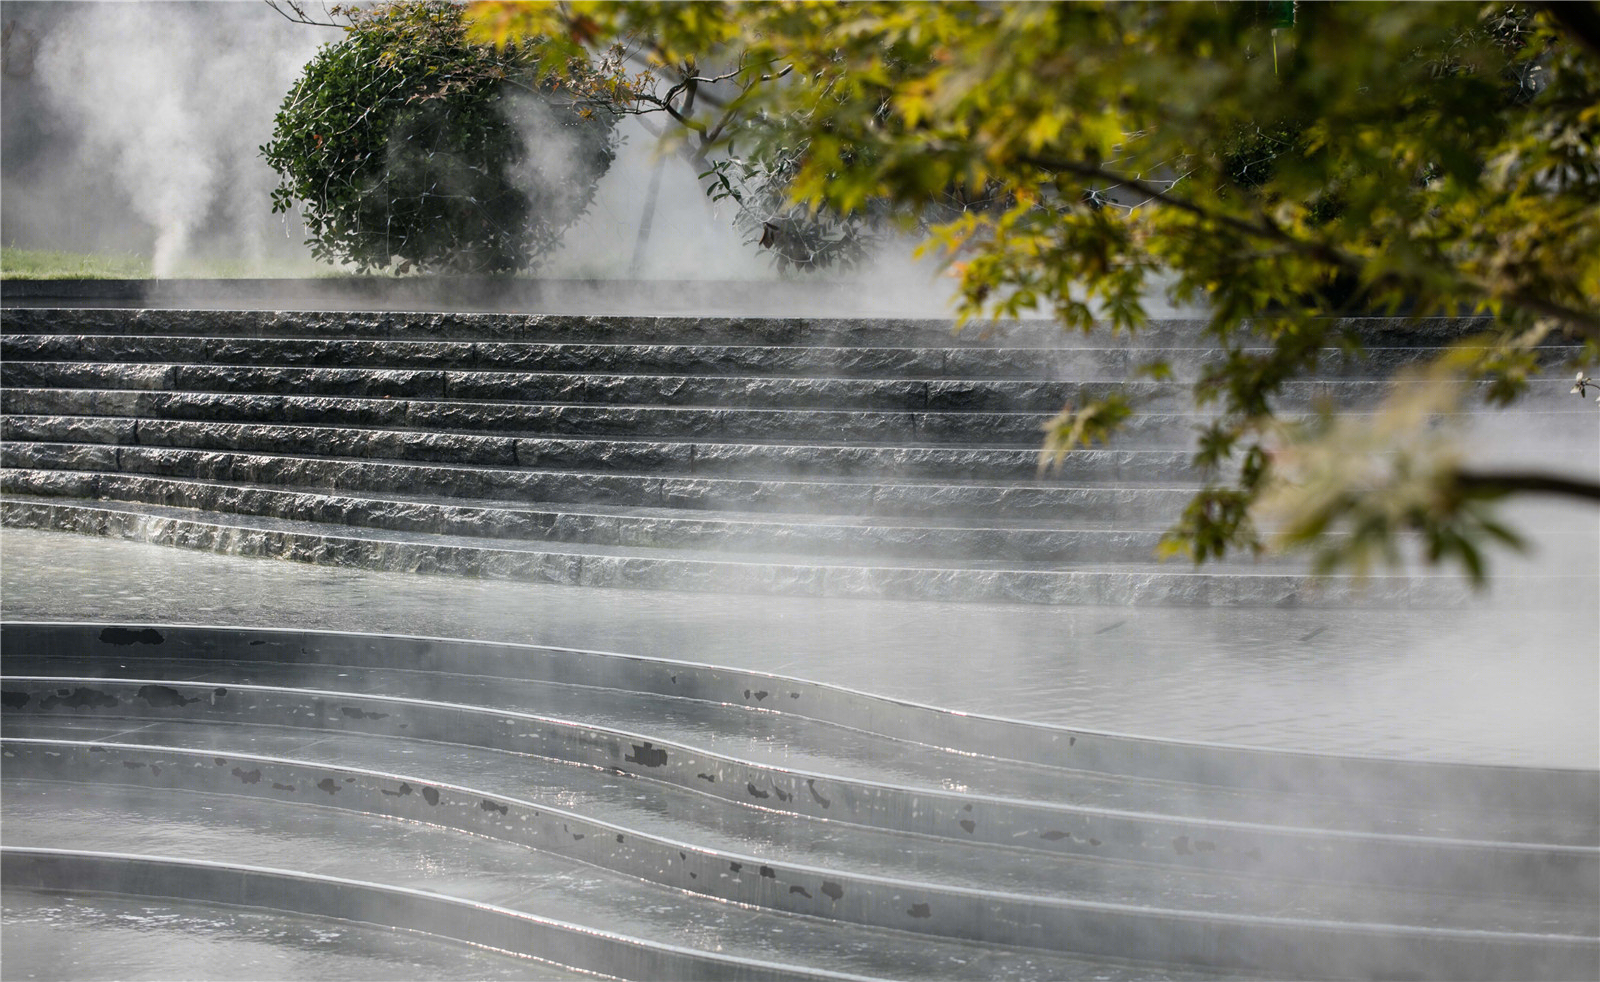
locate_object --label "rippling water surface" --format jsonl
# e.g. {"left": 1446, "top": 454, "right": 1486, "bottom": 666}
{"left": 1, "top": 891, "right": 577, "bottom": 981}
{"left": 2, "top": 527, "right": 1595, "bottom": 767}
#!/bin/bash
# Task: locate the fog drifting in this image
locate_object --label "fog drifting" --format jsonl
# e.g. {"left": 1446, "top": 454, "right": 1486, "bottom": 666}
{"left": 0, "top": 0, "right": 959, "bottom": 308}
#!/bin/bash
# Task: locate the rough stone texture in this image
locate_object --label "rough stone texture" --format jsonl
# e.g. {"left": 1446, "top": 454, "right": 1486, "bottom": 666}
{"left": 2, "top": 497, "right": 1479, "bottom": 609}
{"left": 172, "top": 365, "right": 450, "bottom": 399}
{"left": 4, "top": 308, "right": 1591, "bottom": 605}
{"left": 0, "top": 470, "right": 1181, "bottom": 562}
{"left": 4, "top": 306, "right": 1511, "bottom": 347}
{"left": 2, "top": 414, "right": 134, "bottom": 446}
{"left": 2, "top": 441, "right": 121, "bottom": 472}
{"left": 3, "top": 360, "right": 176, "bottom": 391}
{"left": 8, "top": 331, "right": 1584, "bottom": 385}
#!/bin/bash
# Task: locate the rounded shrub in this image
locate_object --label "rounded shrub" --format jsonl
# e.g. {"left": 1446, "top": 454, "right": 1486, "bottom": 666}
{"left": 262, "top": 1, "right": 618, "bottom": 274}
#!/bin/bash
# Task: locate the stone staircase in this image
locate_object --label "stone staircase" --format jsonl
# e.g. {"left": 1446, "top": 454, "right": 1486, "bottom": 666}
{"left": 2, "top": 306, "right": 1597, "bottom": 979}
{"left": 1, "top": 307, "right": 1589, "bottom": 605}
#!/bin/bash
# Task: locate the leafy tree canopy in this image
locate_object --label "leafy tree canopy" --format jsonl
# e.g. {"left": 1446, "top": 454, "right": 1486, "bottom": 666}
{"left": 263, "top": 1, "right": 619, "bottom": 274}
{"left": 470, "top": 0, "right": 1600, "bottom": 580}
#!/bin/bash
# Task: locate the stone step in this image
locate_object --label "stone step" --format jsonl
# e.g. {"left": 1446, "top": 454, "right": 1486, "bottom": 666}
{"left": 0, "top": 791, "right": 1228, "bottom": 980}
{"left": 0, "top": 470, "right": 1184, "bottom": 563}
{"left": 4, "top": 359, "right": 1582, "bottom": 411}
{"left": 1, "top": 442, "right": 1197, "bottom": 520}
{"left": 3, "top": 659, "right": 1592, "bottom": 979}
{"left": 0, "top": 414, "right": 1204, "bottom": 482}
{"left": 5, "top": 332, "right": 1586, "bottom": 381}
{"left": 8, "top": 387, "right": 1594, "bottom": 453}
{"left": 0, "top": 496, "right": 1483, "bottom": 606}
{"left": 9, "top": 623, "right": 1594, "bottom": 829}
{"left": 2, "top": 734, "right": 1590, "bottom": 951}
{"left": 4, "top": 791, "right": 1077, "bottom": 981}
{"left": 1, "top": 862, "right": 582, "bottom": 982}
{"left": 0, "top": 385, "right": 1094, "bottom": 446}
{"left": 0, "top": 307, "right": 1505, "bottom": 348}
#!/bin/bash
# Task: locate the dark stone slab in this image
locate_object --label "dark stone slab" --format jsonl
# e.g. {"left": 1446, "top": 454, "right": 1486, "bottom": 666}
{"left": 1, "top": 441, "right": 120, "bottom": 472}
{"left": 172, "top": 366, "right": 450, "bottom": 399}
{"left": 3, "top": 469, "right": 1174, "bottom": 562}
{"left": 3, "top": 361, "right": 175, "bottom": 391}
{"left": 3, "top": 414, "right": 135, "bottom": 446}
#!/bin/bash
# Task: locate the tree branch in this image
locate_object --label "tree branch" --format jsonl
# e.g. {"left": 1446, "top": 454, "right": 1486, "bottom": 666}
{"left": 1015, "top": 152, "right": 1600, "bottom": 344}
{"left": 1497, "top": 289, "right": 1600, "bottom": 342}
{"left": 1541, "top": 1, "right": 1600, "bottom": 59}
{"left": 1455, "top": 469, "right": 1600, "bottom": 502}
{"left": 264, "top": 0, "right": 343, "bottom": 30}
{"left": 1017, "top": 152, "right": 1358, "bottom": 271}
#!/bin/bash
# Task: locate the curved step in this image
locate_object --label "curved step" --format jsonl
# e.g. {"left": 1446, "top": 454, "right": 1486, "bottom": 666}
{"left": 0, "top": 792, "right": 1248, "bottom": 981}
{"left": 4, "top": 740, "right": 1593, "bottom": 979}
{"left": 2, "top": 879, "right": 580, "bottom": 982}
{"left": 0, "top": 845, "right": 883, "bottom": 982}
{"left": 5, "top": 669, "right": 1593, "bottom": 890}
{"left": 4, "top": 620, "right": 1594, "bottom": 978}
{"left": 6, "top": 622, "right": 1593, "bottom": 815}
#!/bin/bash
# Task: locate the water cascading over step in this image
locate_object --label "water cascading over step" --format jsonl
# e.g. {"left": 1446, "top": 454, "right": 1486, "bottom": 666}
{"left": 2, "top": 307, "right": 1591, "bottom": 605}
{"left": 1, "top": 306, "right": 1596, "bottom": 980}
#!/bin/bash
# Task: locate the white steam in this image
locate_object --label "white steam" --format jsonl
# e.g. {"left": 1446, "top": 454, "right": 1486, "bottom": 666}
{"left": 19, "top": 1, "right": 326, "bottom": 275}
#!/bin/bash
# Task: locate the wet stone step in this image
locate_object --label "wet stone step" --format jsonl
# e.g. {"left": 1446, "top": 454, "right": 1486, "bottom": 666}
{"left": 6, "top": 333, "right": 1583, "bottom": 380}
{"left": 2, "top": 415, "right": 1206, "bottom": 482}
{"left": 10, "top": 621, "right": 1596, "bottom": 823}
{"left": 5, "top": 781, "right": 1192, "bottom": 981}
{"left": 0, "top": 471, "right": 1181, "bottom": 563}
{"left": 0, "top": 308, "right": 1508, "bottom": 349}
{"left": 0, "top": 308, "right": 1100, "bottom": 347}
{"left": 0, "top": 307, "right": 1193, "bottom": 347}
{"left": 1, "top": 656, "right": 1579, "bottom": 848}
{"left": 2, "top": 442, "right": 1203, "bottom": 519}
{"left": 0, "top": 497, "right": 1479, "bottom": 607}
{"left": 1, "top": 387, "right": 1066, "bottom": 445}
{"left": 4, "top": 359, "right": 1582, "bottom": 411}
{"left": 9, "top": 387, "right": 1595, "bottom": 451}
{"left": 4, "top": 737, "right": 1591, "bottom": 950}
{"left": 0, "top": 886, "right": 576, "bottom": 982}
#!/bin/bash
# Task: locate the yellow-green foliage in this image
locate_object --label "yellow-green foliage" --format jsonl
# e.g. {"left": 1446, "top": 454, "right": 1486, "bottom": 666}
{"left": 471, "top": 1, "right": 1600, "bottom": 582}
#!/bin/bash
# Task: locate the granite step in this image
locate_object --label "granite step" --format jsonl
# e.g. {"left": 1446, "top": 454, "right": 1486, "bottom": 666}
{"left": 0, "top": 470, "right": 1183, "bottom": 563}
{"left": 0, "top": 442, "right": 1201, "bottom": 520}
{"left": 7, "top": 387, "right": 1594, "bottom": 453}
{"left": 0, "top": 308, "right": 1504, "bottom": 348}
{"left": 0, "top": 414, "right": 1205, "bottom": 482}
{"left": 0, "top": 307, "right": 1157, "bottom": 346}
{"left": 0, "top": 496, "right": 1483, "bottom": 606}
{"left": 0, "top": 385, "right": 1096, "bottom": 446}
{"left": 4, "top": 360, "right": 1581, "bottom": 411}
{"left": 5, "top": 332, "right": 1586, "bottom": 380}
